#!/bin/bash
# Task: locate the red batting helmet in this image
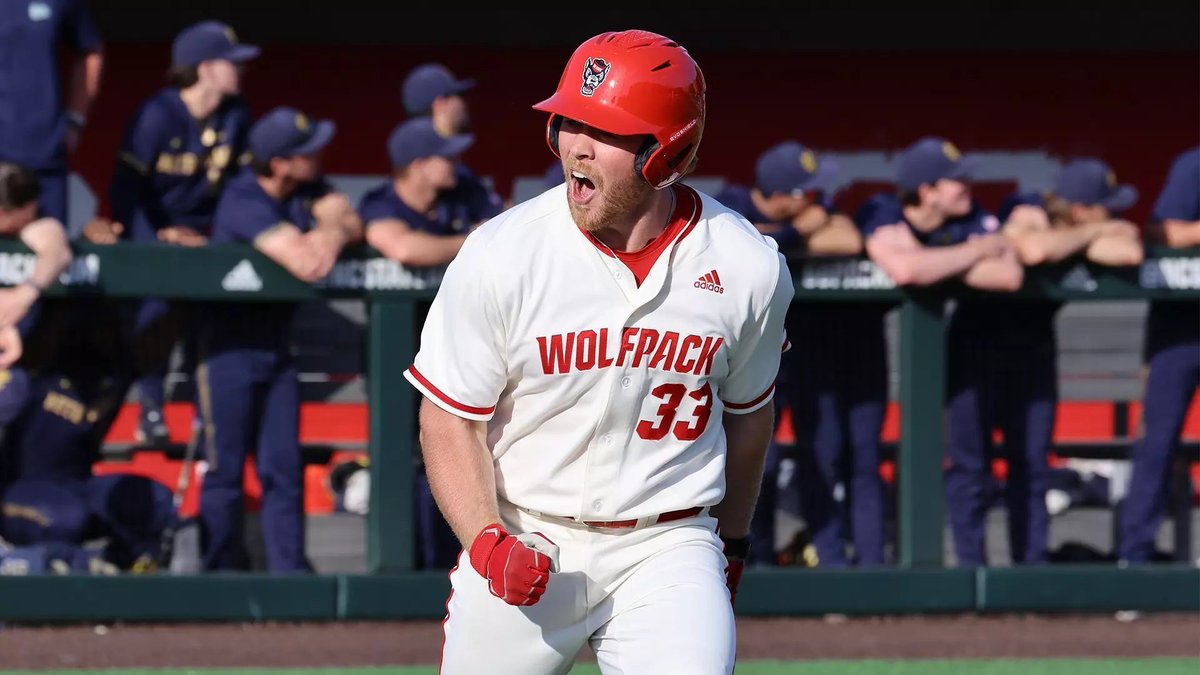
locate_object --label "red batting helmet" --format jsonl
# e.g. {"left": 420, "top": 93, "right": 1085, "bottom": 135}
{"left": 532, "top": 30, "right": 706, "bottom": 190}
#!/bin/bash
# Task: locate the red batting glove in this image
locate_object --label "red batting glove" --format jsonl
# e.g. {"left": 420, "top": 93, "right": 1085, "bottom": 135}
{"left": 720, "top": 534, "right": 751, "bottom": 608}
{"left": 724, "top": 557, "right": 746, "bottom": 608}
{"left": 468, "top": 523, "right": 555, "bottom": 606}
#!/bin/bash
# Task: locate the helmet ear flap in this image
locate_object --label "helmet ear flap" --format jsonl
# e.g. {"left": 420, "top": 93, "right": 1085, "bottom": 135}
{"left": 633, "top": 137, "right": 659, "bottom": 181}
{"left": 547, "top": 115, "right": 564, "bottom": 157}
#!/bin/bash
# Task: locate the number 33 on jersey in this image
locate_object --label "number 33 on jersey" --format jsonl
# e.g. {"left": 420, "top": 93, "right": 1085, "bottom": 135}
{"left": 405, "top": 183, "right": 793, "bottom": 524}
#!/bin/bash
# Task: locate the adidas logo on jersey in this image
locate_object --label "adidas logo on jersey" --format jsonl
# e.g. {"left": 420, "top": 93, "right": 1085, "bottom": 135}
{"left": 693, "top": 269, "right": 724, "bottom": 294}
{"left": 222, "top": 259, "right": 263, "bottom": 292}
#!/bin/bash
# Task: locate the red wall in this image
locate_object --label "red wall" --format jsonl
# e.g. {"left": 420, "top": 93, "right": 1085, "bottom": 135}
{"left": 76, "top": 45, "right": 1199, "bottom": 223}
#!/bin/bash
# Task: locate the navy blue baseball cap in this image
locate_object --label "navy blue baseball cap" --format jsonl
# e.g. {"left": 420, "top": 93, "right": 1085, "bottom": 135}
{"left": 544, "top": 162, "right": 564, "bottom": 188}
{"left": 1055, "top": 158, "right": 1138, "bottom": 212}
{"left": 388, "top": 118, "right": 474, "bottom": 168}
{"left": 402, "top": 64, "right": 475, "bottom": 115}
{"left": 249, "top": 107, "right": 336, "bottom": 160}
{"left": 171, "top": 21, "right": 260, "bottom": 69}
{"left": 896, "top": 137, "right": 981, "bottom": 191}
{"left": 755, "top": 141, "right": 838, "bottom": 196}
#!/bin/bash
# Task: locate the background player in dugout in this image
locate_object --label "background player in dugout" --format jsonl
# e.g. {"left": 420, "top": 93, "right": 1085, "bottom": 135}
{"left": 357, "top": 116, "right": 480, "bottom": 569}
{"left": 857, "top": 137, "right": 1025, "bottom": 567}
{"left": 715, "top": 142, "right": 890, "bottom": 568}
{"left": 409, "top": 31, "right": 788, "bottom": 673}
{"left": 401, "top": 63, "right": 504, "bottom": 219}
{"left": 1120, "top": 146, "right": 1200, "bottom": 564}
{"left": 397, "top": 64, "right": 504, "bottom": 569}
{"left": 0, "top": 163, "right": 176, "bottom": 573}
{"left": 0, "top": 0, "right": 103, "bottom": 223}
{"left": 994, "top": 158, "right": 1143, "bottom": 562}
{"left": 196, "top": 107, "right": 361, "bottom": 572}
{"left": 87, "top": 20, "right": 260, "bottom": 446}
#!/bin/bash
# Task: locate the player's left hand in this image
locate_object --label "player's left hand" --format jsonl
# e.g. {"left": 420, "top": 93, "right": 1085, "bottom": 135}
{"left": 158, "top": 225, "right": 208, "bottom": 247}
{"left": 82, "top": 217, "right": 123, "bottom": 244}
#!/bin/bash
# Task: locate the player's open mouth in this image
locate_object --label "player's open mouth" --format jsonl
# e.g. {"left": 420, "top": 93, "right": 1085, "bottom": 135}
{"left": 570, "top": 171, "right": 597, "bottom": 206}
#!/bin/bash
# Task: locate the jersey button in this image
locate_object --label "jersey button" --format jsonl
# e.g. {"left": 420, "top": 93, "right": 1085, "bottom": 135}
{"left": 592, "top": 500, "right": 603, "bottom": 511}
{"left": 604, "top": 434, "right": 614, "bottom": 446}
{"left": 614, "top": 272, "right": 623, "bottom": 280}
{"left": 621, "top": 377, "right": 632, "bottom": 388}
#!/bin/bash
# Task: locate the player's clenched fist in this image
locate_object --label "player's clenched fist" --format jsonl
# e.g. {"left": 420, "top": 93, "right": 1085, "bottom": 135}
{"left": 468, "top": 523, "right": 559, "bottom": 606}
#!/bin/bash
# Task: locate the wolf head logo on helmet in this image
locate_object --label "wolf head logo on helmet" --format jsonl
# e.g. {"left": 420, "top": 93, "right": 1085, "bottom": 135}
{"left": 534, "top": 31, "right": 706, "bottom": 189}
{"left": 580, "top": 57, "right": 610, "bottom": 97}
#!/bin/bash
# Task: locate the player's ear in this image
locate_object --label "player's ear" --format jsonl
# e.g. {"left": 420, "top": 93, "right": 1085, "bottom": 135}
{"left": 916, "top": 182, "right": 932, "bottom": 204}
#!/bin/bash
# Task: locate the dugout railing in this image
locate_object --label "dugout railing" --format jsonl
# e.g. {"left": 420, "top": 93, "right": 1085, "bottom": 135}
{"left": 0, "top": 241, "right": 1196, "bottom": 621}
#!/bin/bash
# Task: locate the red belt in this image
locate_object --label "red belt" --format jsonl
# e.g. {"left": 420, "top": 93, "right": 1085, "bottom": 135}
{"left": 568, "top": 506, "right": 705, "bottom": 529}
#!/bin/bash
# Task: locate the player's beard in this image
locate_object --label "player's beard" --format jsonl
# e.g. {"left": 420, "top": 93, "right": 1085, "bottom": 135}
{"left": 568, "top": 165, "right": 654, "bottom": 233}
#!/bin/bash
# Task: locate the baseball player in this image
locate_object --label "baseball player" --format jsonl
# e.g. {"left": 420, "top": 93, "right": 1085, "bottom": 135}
{"left": 359, "top": 118, "right": 477, "bottom": 267}
{"left": 0, "top": 163, "right": 73, "bottom": 336}
{"left": 401, "top": 63, "right": 504, "bottom": 223}
{"left": 0, "top": 163, "right": 173, "bottom": 572}
{"left": 858, "top": 137, "right": 1024, "bottom": 567}
{"left": 0, "top": 0, "right": 103, "bottom": 223}
{"left": 716, "top": 141, "right": 859, "bottom": 255}
{"left": 357, "top": 117, "right": 477, "bottom": 569}
{"left": 716, "top": 143, "right": 883, "bottom": 567}
{"left": 1119, "top": 146, "right": 1200, "bottom": 564}
{"left": 406, "top": 31, "right": 791, "bottom": 674}
{"left": 0, "top": 307, "right": 177, "bottom": 572}
{"left": 987, "top": 158, "right": 1143, "bottom": 563}
{"left": 99, "top": 20, "right": 259, "bottom": 446}
{"left": 197, "top": 107, "right": 360, "bottom": 572}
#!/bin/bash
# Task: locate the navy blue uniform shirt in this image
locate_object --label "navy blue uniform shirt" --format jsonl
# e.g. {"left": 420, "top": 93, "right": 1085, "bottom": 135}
{"left": 855, "top": 193, "right": 1037, "bottom": 334}
{"left": 1147, "top": 147, "right": 1200, "bottom": 353}
{"left": 0, "top": 0, "right": 100, "bottom": 170}
{"left": 5, "top": 375, "right": 100, "bottom": 483}
{"left": 446, "top": 164, "right": 503, "bottom": 224}
{"left": 1153, "top": 147, "right": 1200, "bottom": 224}
{"left": 857, "top": 192, "right": 998, "bottom": 246}
{"left": 359, "top": 179, "right": 476, "bottom": 237}
{"left": 110, "top": 90, "right": 251, "bottom": 241}
{"left": 205, "top": 170, "right": 331, "bottom": 351}
{"left": 715, "top": 183, "right": 842, "bottom": 254}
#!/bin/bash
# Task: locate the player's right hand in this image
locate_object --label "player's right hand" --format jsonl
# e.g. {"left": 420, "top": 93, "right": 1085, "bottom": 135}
{"left": 468, "top": 523, "right": 556, "bottom": 606}
{"left": 0, "top": 324, "right": 23, "bottom": 369}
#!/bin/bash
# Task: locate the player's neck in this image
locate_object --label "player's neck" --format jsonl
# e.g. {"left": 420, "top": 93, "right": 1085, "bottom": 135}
{"left": 432, "top": 116, "right": 457, "bottom": 139}
{"left": 394, "top": 177, "right": 438, "bottom": 215}
{"left": 902, "top": 202, "right": 945, "bottom": 233}
{"left": 589, "top": 187, "right": 675, "bottom": 253}
{"left": 178, "top": 85, "right": 222, "bottom": 121}
{"left": 257, "top": 174, "right": 297, "bottom": 202}
{"left": 749, "top": 188, "right": 784, "bottom": 222}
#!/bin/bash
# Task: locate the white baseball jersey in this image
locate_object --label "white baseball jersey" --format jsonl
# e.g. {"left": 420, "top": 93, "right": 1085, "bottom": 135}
{"left": 405, "top": 183, "right": 792, "bottom": 522}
